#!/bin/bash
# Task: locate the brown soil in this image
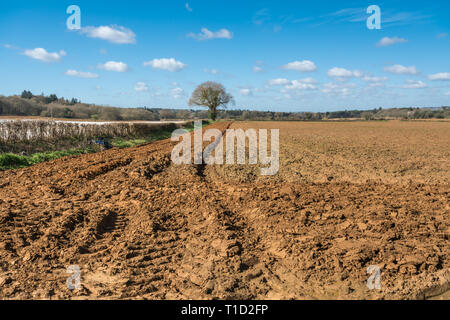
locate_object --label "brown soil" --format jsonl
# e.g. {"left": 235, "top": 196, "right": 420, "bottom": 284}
{"left": 0, "top": 121, "right": 448, "bottom": 300}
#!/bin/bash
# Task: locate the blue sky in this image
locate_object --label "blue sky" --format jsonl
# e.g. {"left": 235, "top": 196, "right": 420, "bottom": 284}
{"left": 1, "top": 0, "right": 449, "bottom": 112}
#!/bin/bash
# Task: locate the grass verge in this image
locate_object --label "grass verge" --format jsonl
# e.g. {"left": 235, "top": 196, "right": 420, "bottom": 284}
{"left": 0, "top": 149, "right": 93, "bottom": 170}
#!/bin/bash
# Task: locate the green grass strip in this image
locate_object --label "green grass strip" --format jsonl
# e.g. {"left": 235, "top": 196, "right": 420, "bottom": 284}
{"left": 0, "top": 149, "right": 91, "bottom": 170}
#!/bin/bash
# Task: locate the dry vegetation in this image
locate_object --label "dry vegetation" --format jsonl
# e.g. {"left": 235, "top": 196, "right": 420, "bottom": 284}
{"left": 0, "top": 120, "right": 192, "bottom": 143}
{"left": 0, "top": 120, "right": 194, "bottom": 165}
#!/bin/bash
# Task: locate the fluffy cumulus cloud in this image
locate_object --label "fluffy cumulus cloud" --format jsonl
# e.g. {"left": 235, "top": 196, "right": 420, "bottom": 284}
{"left": 285, "top": 80, "right": 316, "bottom": 90}
{"left": 24, "top": 48, "right": 66, "bottom": 63}
{"left": 204, "top": 68, "right": 219, "bottom": 75}
{"left": 144, "top": 58, "right": 187, "bottom": 72}
{"left": 402, "top": 80, "right": 427, "bottom": 89}
{"left": 428, "top": 72, "right": 450, "bottom": 81}
{"left": 282, "top": 60, "right": 317, "bottom": 72}
{"left": 134, "top": 82, "right": 149, "bottom": 92}
{"left": 377, "top": 37, "right": 408, "bottom": 47}
{"left": 240, "top": 88, "right": 252, "bottom": 96}
{"left": 80, "top": 25, "right": 136, "bottom": 44}
{"left": 362, "top": 76, "right": 388, "bottom": 83}
{"left": 65, "top": 69, "right": 99, "bottom": 79}
{"left": 384, "top": 64, "right": 418, "bottom": 75}
{"left": 321, "top": 82, "right": 356, "bottom": 96}
{"left": 268, "top": 78, "right": 291, "bottom": 86}
{"left": 187, "top": 28, "right": 233, "bottom": 40}
{"left": 362, "top": 76, "right": 388, "bottom": 87}
{"left": 296, "top": 77, "right": 317, "bottom": 84}
{"left": 268, "top": 78, "right": 317, "bottom": 91}
{"left": 98, "top": 61, "right": 129, "bottom": 72}
{"left": 327, "top": 67, "right": 362, "bottom": 78}
{"left": 170, "top": 87, "right": 184, "bottom": 99}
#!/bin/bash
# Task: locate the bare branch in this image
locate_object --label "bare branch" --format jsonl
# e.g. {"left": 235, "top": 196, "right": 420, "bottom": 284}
{"left": 188, "top": 82, "right": 234, "bottom": 120}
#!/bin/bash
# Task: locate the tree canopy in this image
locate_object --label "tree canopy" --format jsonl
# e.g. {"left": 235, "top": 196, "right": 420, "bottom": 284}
{"left": 188, "top": 81, "right": 234, "bottom": 121}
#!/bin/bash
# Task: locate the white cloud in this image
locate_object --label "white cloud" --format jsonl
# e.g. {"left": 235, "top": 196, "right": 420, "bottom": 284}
{"left": 253, "top": 8, "right": 271, "bottom": 25}
{"left": 187, "top": 28, "right": 233, "bottom": 40}
{"left": 98, "top": 61, "right": 129, "bottom": 72}
{"left": 185, "top": 3, "right": 193, "bottom": 12}
{"left": 327, "top": 67, "right": 362, "bottom": 78}
{"left": 240, "top": 88, "right": 252, "bottom": 96}
{"left": 255, "top": 88, "right": 268, "bottom": 93}
{"left": 297, "top": 77, "right": 318, "bottom": 84}
{"left": 445, "top": 92, "right": 450, "bottom": 96}
{"left": 321, "top": 82, "right": 356, "bottom": 95}
{"left": 65, "top": 69, "right": 99, "bottom": 79}
{"left": 362, "top": 76, "right": 388, "bottom": 83}
{"left": 381, "top": 11, "right": 432, "bottom": 27}
{"left": 282, "top": 60, "right": 317, "bottom": 72}
{"left": 80, "top": 25, "right": 136, "bottom": 44}
{"left": 253, "top": 61, "right": 264, "bottom": 73}
{"left": 204, "top": 68, "right": 219, "bottom": 75}
{"left": 253, "top": 66, "right": 264, "bottom": 73}
{"left": 268, "top": 78, "right": 317, "bottom": 91}
{"left": 368, "top": 83, "right": 386, "bottom": 88}
{"left": 428, "top": 72, "right": 450, "bottom": 81}
{"left": 285, "top": 80, "right": 316, "bottom": 90}
{"left": 144, "top": 58, "right": 187, "bottom": 72}
{"left": 170, "top": 87, "right": 184, "bottom": 99}
{"left": 134, "top": 82, "right": 149, "bottom": 92}
{"left": 24, "top": 48, "right": 66, "bottom": 63}
{"left": 268, "top": 78, "right": 291, "bottom": 86}
{"left": 384, "top": 64, "right": 418, "bottom": 75}
{"left": 402, "top": 80, "right": 427, "bottom": 89}
{"left": 266, "top": 78, "right": 318, "bottom": 95}
{"left": 377, "top": 37, "right": 408, "bottom": 47}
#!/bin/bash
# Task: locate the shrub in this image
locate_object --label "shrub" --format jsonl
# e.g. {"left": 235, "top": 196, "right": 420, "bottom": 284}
{"left": 0, "top": 153, "right": 29, "bottom": 168}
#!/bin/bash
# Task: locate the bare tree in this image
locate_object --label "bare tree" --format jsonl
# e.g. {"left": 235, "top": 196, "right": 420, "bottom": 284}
{"left": 188, "top": 82, "right": 234, "bottom": 121}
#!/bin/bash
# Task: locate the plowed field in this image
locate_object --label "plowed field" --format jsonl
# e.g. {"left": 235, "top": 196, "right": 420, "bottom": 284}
{"left": 0, "top": 121, "right": 449, "bottom": 300}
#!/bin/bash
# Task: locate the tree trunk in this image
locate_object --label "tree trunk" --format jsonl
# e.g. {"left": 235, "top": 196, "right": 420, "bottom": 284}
{"left": 209, "top": 105, "right": 217, "bottom": 121}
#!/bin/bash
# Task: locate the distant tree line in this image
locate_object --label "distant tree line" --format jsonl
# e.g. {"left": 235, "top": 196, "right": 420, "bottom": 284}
{"left": 217, "top": 107, "right": 450, "bottom": 121}
{"left": 1, "top": 92, "right": 188, "bottom": 121}
{"left": 0, "top": 91, "right": 448, "bottom": 121}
